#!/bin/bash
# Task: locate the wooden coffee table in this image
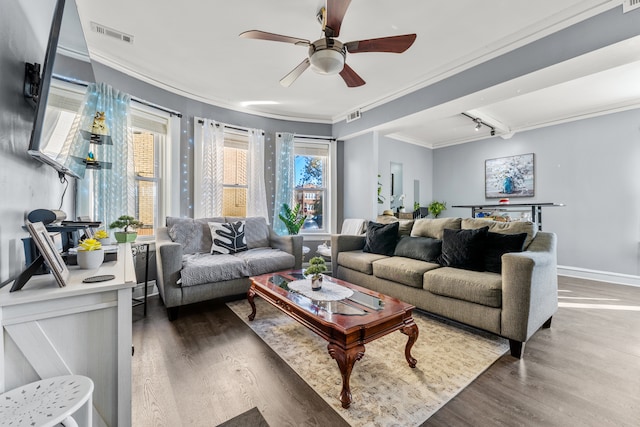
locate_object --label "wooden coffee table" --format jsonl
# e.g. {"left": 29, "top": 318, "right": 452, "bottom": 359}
{"left": 248, "top": 270, "right": 418, "bottom": 408}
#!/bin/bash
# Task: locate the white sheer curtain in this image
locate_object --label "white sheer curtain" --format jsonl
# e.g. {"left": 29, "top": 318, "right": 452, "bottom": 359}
{"left": 273, "top": 132, "right": 295, "bottom": 235}
{"left": 194, "top": 118, "right": 224, "bottom": 218}
{"left": 246, "top": 129, "right": 269, "bottom": 221}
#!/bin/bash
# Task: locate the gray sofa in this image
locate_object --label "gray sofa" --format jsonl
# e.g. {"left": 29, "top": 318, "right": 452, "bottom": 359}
{"left": 156, "top": 216, "right": 302, "bottom": 319}
{"left": 332, "top": 217, "right": 558, "bottom": 358}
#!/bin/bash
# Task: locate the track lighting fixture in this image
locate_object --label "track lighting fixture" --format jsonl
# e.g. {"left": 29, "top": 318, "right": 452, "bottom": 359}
{"left": 461, "top": 112, "right": 496, "bottom": 136}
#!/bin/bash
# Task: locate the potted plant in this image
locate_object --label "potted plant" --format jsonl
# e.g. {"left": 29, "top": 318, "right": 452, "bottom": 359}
{"left": 109, "top": 215, "right": 143, "bottom": 243}
{"left": 279, "top": 203, "right": 306, "bottom": 235}
{"left": 413, "top": 201, "right": 420, "bottom": 212}
{"left": 305, "top": 256, "right": 327, "bottom": 291}
{"left": 94, "top": 229, "right": 110, "bottom": 245}
{"left": 77, "top": 238, "right": 104, "bottom": 269}
{"left": 428, "top": 201, "right": 447, "bottom": 218}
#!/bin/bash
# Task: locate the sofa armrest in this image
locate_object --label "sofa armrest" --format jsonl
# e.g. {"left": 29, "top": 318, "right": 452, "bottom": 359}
{"left": 269, "top": 229, "right": 303, "bottom": 269}
{"left": 500, "top": 232, "right": 558, "bottom": 342}
{"left": 155, "top": 227, "right": 184, "bottom": 308}
{"left": 331, "top": 234, "right": 366, "bottom": 265}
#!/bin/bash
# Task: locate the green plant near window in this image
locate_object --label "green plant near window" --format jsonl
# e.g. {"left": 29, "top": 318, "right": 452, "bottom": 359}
{"left": 279, "top": 203, "right": 306, "bottom": 235}
{"left": 413, "top": 201, "right": 420, "bottom": 211}
{"left": 109, "top": 215, "right": 143, "bottom": 243}
{"left": 428, "top": 201, "right": 447, "bottom": 218}
{"left": 377, "top": 174, "right": 385, "bottom": 204}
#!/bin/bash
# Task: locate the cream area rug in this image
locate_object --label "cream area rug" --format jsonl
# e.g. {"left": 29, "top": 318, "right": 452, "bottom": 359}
{"left": 227, "top": 298, "right": 509, "bottom": 427}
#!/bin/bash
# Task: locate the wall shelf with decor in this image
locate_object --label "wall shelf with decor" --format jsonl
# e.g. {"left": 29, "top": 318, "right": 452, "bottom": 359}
{"left": 452, "top": 203, "right": 564, "bottom": 231}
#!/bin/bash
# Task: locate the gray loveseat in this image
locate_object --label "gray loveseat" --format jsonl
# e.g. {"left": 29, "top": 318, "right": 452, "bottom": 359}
{"left": 332, "top": 217, "right": 558, "bottom": 358}
{"left": 156, "top": 216, "right": 302, "bottom": 319}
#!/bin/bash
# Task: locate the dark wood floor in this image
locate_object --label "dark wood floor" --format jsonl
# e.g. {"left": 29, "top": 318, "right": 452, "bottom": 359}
{"left": 131, "top": 277, "right": 640, "bottom": 426}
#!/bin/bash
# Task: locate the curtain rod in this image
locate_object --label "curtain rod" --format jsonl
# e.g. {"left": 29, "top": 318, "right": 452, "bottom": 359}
{"left": 196, "top": 119, "right": 264, "bottom": 136}
{"left": 276, "top": 133, "right": 335, "bottom": 142}
{"left": 53, "top": 74, "right": 183, "bottom": 118}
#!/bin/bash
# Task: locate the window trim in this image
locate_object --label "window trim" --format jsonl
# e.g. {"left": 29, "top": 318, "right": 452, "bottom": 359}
{"left": 293, "top": 137, "right": 335, "bottom": 237}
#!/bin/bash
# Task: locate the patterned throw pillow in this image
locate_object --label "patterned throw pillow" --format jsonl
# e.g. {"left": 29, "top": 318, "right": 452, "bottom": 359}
{"left": 208, "top": 221, "right": 248, "bottom": 255}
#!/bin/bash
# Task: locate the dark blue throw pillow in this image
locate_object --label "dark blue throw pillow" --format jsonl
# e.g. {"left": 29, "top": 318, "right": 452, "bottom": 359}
{"left": 437, "top": 226, "right": 489, "bottom": 271}
{"left": 484, "top": 232, "right": 527, "bottom": 273}
{"left": 394, "top": 236, "right": 442, "bottom": 262}
{"left": 363, "top": 221, "right": 399, "bottom": 256}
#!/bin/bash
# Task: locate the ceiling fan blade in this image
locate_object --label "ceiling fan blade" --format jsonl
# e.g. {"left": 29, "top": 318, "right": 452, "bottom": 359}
{"left": 325, "top": 0, "right": 352, "bottom": 37}
{"left": 240, "top": 30, "right": 310, "bottom": 46}
{"left": 339, "top": 64, "right": 365, "bottom": 88}
{"left": 345, "top": 34, "right": 417, "bottom": 54}
{"left": 280, "top": 58, "right": 311, "bottom": 87}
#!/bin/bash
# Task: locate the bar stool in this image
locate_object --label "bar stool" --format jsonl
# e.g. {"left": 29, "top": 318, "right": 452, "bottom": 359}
{"left": 0, "top": 375, "right": 93, "bottom": 427}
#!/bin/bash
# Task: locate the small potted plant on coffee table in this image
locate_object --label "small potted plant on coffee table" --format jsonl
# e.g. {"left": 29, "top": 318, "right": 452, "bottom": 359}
{"left": 109, "top": 215, "right": 143, "bottom": 243}
{"left": 305, "top": 256, "right": 327, "bottom": 291}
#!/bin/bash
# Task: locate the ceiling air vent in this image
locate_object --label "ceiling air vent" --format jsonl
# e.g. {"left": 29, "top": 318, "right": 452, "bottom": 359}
{"left": 346, "top": 109, "right": 361, "bottom": 123}
{"left": 90, "top": 22, "right": 134, "bottom": 44}
{"left": 623, "top": 0, "right": 640, "bottom": 13}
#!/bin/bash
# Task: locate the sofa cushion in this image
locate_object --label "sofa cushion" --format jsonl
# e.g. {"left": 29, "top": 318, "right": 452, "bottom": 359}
{"left": 424, "top": 267, "right": 502, "bottom": 308}
{"left": 225, "top": 216, "right": 271, "bottom": 249}
{"left": 394, "top": 236, "right": 442, "bottom": 263}
{"left": 363, "top": 221, "right": 399, "bottom": 256}
{"left": 209, "top": 221, "right": 248, "bottom": 254}
{"left": 166, "top": 216, "right": 226, "bottom": 253}
{"left": 337, "top": 250, "right": 389, "bottom": 275}
{"left": 180, "top": 253, "right": 248, "bottom": 287}
{"left": 484, "top": 232, "right": 527, "bottom": 273}
{"left": 373, "top": 257, "right": 441, "bottom": 288}
{"left": 437, "top": 227, "right": 489, "bottom": 271}
{"left": 374, "top": 216, "right": 413, "bottom": 236}
{"left": 411, "top": 217, "right": 462, "bottom": 239}
{"left": 233, "top": 248, "right": 295, "bottom": 276}
{"left": 462, "top": 218, "right": 536, "bottom": 249}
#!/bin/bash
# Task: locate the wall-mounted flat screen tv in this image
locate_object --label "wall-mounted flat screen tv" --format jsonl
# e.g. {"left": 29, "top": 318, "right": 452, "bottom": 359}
{"left": 26, "top": 0, "right": 94, "bottom": 179}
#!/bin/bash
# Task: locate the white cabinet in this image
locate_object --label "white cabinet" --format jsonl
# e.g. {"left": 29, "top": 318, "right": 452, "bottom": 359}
{"left": 0, "top": 243, "right": 135, "bottom": 427}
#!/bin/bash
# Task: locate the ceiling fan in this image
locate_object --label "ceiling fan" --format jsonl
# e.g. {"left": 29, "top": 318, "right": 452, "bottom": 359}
{"left": 239, "top": 0, "right": 417, "bottom": 88}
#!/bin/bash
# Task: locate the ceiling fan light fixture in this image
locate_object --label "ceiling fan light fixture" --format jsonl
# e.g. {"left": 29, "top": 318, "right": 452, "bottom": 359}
{"left": 309, "top": 49, "right": 345, "bottom": 75}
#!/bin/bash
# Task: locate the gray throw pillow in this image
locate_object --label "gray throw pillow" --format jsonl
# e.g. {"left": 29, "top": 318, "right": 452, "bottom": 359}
{"left": 394, "top": 236, "right": 442, "bottom": 262}
{"left": 168, "top": 221, "right": 201, "bottom": 254}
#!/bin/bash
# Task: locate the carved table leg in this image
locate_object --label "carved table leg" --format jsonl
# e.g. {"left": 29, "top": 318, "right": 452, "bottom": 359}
{"left": 247, "top": 287, "right": 257, "bottom": 321}
{"left": 328, "top": 343, "right": 365, "bottom": 408}
{"left": 401, "top": 320, "right": 419, "bottom": 368}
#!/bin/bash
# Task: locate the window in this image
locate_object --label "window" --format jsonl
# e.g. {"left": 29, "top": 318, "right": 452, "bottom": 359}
{"left": 222, "top": 132, "right": 248, "bottom": 217}
{"left": 294, "top": 140, "right": 331, "bottom": 233}
{"left": 132, "top": 131, "right": 159, "bottom": 236}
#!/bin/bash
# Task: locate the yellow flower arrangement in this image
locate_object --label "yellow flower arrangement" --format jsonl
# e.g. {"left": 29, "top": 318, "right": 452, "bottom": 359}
{"left": 79, "top": 238, "right": 102, "bottom": 251}
{"left": 94, "top": 230, "right": 109, "bottom": 239}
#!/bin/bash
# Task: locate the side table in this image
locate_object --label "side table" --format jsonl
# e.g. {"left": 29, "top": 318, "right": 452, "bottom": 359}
{"left": 131, "top": 242, "right": 150, "bottom": 316}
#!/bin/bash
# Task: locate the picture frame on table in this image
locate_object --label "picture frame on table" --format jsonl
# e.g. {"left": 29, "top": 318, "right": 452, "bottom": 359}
{"left": 25, "top": 221, "right": 69, "bottom": 288}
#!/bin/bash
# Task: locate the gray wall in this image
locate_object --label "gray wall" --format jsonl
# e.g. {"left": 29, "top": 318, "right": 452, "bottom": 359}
{"left": 378, "top": 135, "right": 433, "bottom": 214}
{"left": 0, "top": 1, "right": 76, "bottom": 283}
{"left": 434, "top": 108, "right": 640, "bottom": 276}
{"left": 342, "top": 132, "right": 378, "bottom": 220}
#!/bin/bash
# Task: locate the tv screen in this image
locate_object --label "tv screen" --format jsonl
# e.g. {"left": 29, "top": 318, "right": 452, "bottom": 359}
{"left": 27, "top": 0, "right": 94, "bottom": 179}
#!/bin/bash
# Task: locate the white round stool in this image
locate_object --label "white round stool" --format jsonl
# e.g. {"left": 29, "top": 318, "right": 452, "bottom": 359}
{"left": 0, "top": 375, "right": 93, "bottom": 427}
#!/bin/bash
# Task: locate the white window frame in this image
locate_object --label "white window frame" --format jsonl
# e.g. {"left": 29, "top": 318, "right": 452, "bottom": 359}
{"left": 222, "top": 129, "right": 249, "bottom": 217}
{"left": 294, "top": 137, "right": 335, "bottom": 238}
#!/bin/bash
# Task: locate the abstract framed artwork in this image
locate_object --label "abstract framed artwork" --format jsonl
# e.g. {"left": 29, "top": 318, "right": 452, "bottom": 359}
{"left": 485, "top": 153, "right": 535, "bottom": 198}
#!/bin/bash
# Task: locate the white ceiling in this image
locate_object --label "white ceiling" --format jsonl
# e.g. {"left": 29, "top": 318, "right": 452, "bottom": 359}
{"left": 74, "top": 0, "right": 640, "bottom": 147}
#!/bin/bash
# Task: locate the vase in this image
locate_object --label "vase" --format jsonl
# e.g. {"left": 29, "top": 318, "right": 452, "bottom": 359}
{"left": 114, "top": 231, "right": 137, "bottom": 243}
{"left": 77, "top": 249, "right": 104, "bottom": 269}
{"left": 311, "top": 275, "right": 323, "bottom": 291}
{"left": 503, "top": 176, "right": 514, "bottom": 194}
{"left": 98, "top": 238, "right": 111, "bottom": 246}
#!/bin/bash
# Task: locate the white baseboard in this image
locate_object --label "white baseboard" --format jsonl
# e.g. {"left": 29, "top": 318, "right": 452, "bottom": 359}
{"left": 558, "top": 265, "right": 640, "bottom": 288}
